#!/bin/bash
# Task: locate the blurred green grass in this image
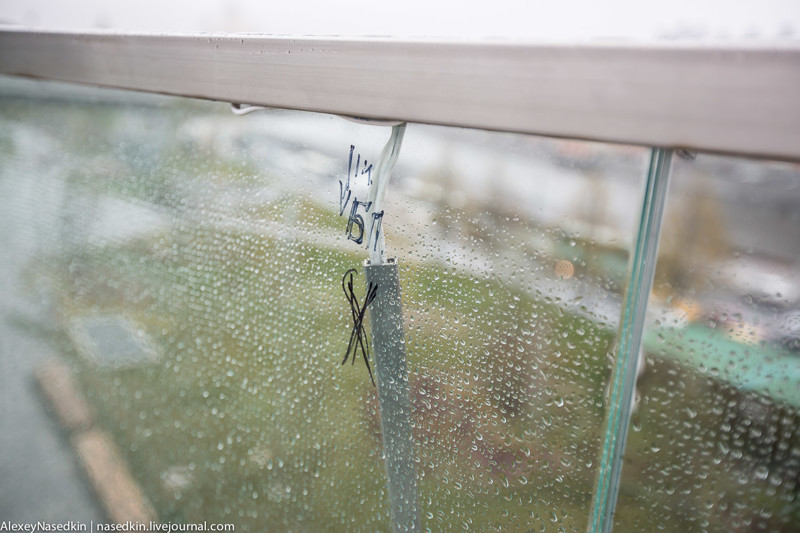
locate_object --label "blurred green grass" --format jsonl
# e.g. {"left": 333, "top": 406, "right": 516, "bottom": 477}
{"left": 43, "top": 203, "right": 797, "bottom": 533}
{"left": 38, "top": 200, "right": 613, "bottom": 531}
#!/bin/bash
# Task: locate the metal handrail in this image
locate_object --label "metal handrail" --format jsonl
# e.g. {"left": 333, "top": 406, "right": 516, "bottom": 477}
{"left": 1, "top": 28, "right": 799, "bottom": 161}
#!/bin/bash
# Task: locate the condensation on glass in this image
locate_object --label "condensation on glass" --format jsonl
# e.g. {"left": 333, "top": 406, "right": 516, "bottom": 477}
{"left": 614, "top": 154, "right": 800, "bottom": 532}
{"left": 2, "top": 75, "right": 797, "bottom": 533}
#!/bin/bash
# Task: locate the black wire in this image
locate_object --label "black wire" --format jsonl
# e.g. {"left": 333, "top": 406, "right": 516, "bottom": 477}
{"left": 341, "top": 268, "right": 378, "bottom": 386}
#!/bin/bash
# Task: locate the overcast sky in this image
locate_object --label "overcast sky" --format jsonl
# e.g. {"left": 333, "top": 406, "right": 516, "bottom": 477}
{"left": 1, "top": 0, "right": 799, "bottom": 41}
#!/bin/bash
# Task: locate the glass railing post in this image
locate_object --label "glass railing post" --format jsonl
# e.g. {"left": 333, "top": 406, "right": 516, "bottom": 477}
{"left": 365, "top": 258, "right": 420, "bottom": 533}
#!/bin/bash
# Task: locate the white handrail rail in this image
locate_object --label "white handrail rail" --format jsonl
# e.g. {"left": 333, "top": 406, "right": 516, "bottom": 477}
{"left": 1, "top": 28, "right": 799, "bottom": 161}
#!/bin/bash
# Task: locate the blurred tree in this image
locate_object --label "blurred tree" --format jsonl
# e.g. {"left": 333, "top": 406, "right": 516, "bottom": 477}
{"left": 656, "top": 172, "right": 729, "bottom": 294}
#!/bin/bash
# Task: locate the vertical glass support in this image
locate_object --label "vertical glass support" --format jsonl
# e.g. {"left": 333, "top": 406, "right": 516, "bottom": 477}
{"left": 365, "top": 258, "right": 420, "bottom": 533}
{"left": 588, "top": 148, "right": 673, "bottom": 533}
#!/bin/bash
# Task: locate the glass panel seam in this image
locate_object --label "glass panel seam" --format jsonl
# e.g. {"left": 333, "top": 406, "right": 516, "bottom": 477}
{"left": 588, "top": 148, "right": 673, "bottom": 533}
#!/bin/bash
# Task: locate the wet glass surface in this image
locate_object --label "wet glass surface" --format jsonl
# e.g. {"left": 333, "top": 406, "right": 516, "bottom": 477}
{"left": 615, "top": 153, "right": 800, "bottom": 532}
{"left": 9, "top": 75, "right": 795, "bottom": 532}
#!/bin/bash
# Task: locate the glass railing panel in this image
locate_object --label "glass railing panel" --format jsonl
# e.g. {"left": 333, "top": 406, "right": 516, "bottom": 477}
{"left": 388, "top": 128, "right": 650, "bottom": 531}
{"left": 614, "top": 152, "right": 800, "bottom": 532}
{"left": 0, "top": 75, "right": 651, "bottom": 532}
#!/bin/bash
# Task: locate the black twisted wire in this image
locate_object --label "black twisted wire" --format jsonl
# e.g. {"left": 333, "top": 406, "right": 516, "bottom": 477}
{"left": 341, "top": 268, "right": 378, "bottom": 385}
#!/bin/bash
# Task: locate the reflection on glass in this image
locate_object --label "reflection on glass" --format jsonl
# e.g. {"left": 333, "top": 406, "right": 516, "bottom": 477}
{"left": 616, "top": 154, "right": 800, "bottom": 532}
{"left": 1, "top": 76, "right": 650, "bottom": 531}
